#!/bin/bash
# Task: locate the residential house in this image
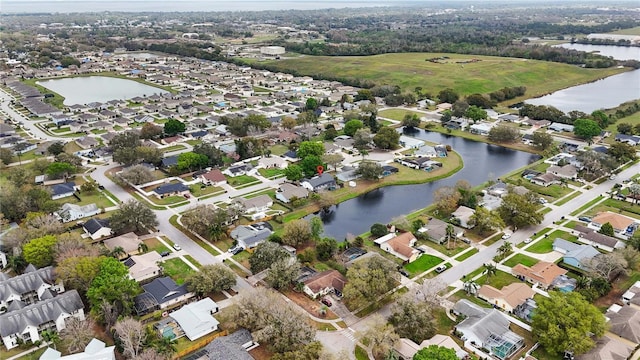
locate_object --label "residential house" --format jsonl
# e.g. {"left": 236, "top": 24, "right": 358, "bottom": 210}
{"left": 548, "top": 123, "right": 574, "bottom": 132}
{"left": 49, "top": 182, "right": 76, "bottom": 200}
{"left": 0, "top": 290, "right": 85, "bottom": 350}
{"left": 125, "top": 251, "right": 162, "bottom": 282}
{"left": 134, "top": 277, "right": 193, "bottom": 315}
{"left": 485, "top": 181, "right": 509, "bottom": 197}
{"left": 161, "top": 155, "right": 179, "bottom": 169}
{"left": 257, "top": 156, "right": 287, "bottom": 169}
{"left": 622, "top": 281, "right": 640, "bottom": 305}
{"left": 530, "top": 172, "right": 559, "bottom": 187}
{"left": 275, "top": 183, "right": 309, "bottom": 203}
{"left": 82, "top": 218, "right": 111, "bottom": 241}
{"left": 199, "top": 328, "right": 256, "bottom": 360}
{"left": 576, "top": 335, "right": 633, "bottom": 360}
{"left": 103, "top": 232, "right": 142, "bottom": 258}
{"left": 300, "top": 173, "right": 336, "bottom": 192}
{"left": 75, "top": 136, "right": 98, "bottom": 150}
{"left": 547, "top": 164, "right": 578, "bottom": 180}
{"left": 469, "top": 122, "right": 492, "bottom": 135}
{"left": 154, "top": 183, "right": 189, "bottom": 199}
{"left": 451, "top": 206, "right": 475, "bottom": 229}
{"left": 0, "top": 266, "right": 64, "bottom": 311}
{"left": 200, "top": 169, "right": 227, "bottom": 186}
{"left": 168, "top": 298, "right": 219, "bottom": 341}
{"left": 236, "top": 195, "right": 273, "bottom": 214}
{"left": 590, "top": 211, "right": 637, "bottom": 238}
{"left": 302, "top": 270, "right": 347, "bottom": 298}
{"left": 614, "top": 133, "right": 640, "bottom": 146}
{"left": 414, "top": 145, "right": 437, "bottom": 158}
{"left": 394, "top": 334, "right": 468, "bottom": 360}
{"left": 512, "top": 261, "right": 567, "bottom": 290}
{"left": 374, "top": 232, "right": 419, "bottom": 263}
{"left": 479, "top": 194, "right": 502, "bottom": 211}
{"left": 605, "top": 304, "right": 640, "bottom": 344}
{"left": 398, "top": 135, "right": 424, "bottom": 149}
{"left": 223, "top": 163, "right": 252, "bottom": 178}
{"left": 230, "top": 222, "right": 273, "bottom": 249}
{"left": 552, "top": 239, "right": 600, "bottom": 270}
{"left": 39, "top": 338, "right": 115, "bottom": 360}
{"left": 477, "top": 283, "right": 535, "bottom": 313}
{"left": 574, "top": 224, "right": 623, "bottom": 252}
{"left": 453, "top": 299, "right": 524, "bottom": 360}
{"left": 55, "top": 203, "right": 100, "bottom": 223}
{"left": 444, "top": 117, "right": 467, "bottom": 130}
{"left": 416, "top": 218, "right": 462, "bottom": 245}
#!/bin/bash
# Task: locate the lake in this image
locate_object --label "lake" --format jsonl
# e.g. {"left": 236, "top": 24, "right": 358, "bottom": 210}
{"left": 525, "top": 44, "right": 640, "bottom": 113}
{"left": 309, "top": 129, "right": 540, "bottom": 240}
{"left": 37, "top": 76, "right": 169, "bottom": 106}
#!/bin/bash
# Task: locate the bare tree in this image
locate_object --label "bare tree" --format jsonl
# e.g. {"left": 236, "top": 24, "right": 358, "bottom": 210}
{"left": 98, "top": 301, "right": 119, "bottom": 332}
{"left": 54, "top": 233, "right": 101, "bottom": 262}
{"left": 60, "top": 317, "right": 96, "bottom": 353}
{"left": 360, "top": 314, "right": 399, "bottom": 359}
{"left": 584, "top": 252, "right": 628, "bottom": 280}
{"left": 413, "top": 278, "right": 446, "bottom": 307}
{"left": 117, "top": 165, "right": 156, "bottom": 186}
{"left": 282, "top": 219, "right": 312, "bottom": 246}
{"left": 114, "top": 318, "right": 146, "bottom": 359}
{"left": 24, "top": 213, "right": 65, "bottom": 239}
{"left": 137, "top": 349, "right": 169, "bottom": 360}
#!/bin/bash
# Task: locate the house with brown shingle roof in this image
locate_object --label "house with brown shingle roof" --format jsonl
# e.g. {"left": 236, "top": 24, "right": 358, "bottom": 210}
{"left": 477, "top": 283, "right": 535, "bottom": 313}
{"left": 606, "top": 304, "right": 640, "bottom": 344}
{"left": 511, "top": 261, "right": 567, "bottom": 290}
{"left": 302, "top": 270, "right": 347, "bottom": 299}
{"left": 377, "top": 232, "right": 419, "bottom": 263}
{"left": 590, "top": 211, "right": 636, "bottom": 237}
{"left": 200, "top": 169, "right": 227, "bottom": 186}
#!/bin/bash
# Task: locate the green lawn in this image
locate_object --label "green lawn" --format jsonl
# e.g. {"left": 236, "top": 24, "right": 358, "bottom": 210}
{"left": 527, "top": 230, "right": 578, "bottom": 253}
{"left": 554, "top": 191, "right": 581, "bottom": 206}
{"left": 570, "top": 195, "right": 603, "bottom": 215}
{"left": 143, "top": 237, "right": 170, "bottom": 254}
{"left": 450, "top": 289, "right": 492, "bottom": 308}
{"left": 258, "top": 168, "right": 285, "bottom": 178}
{"left": 160, "top": 258, "right": 194, "bottom": 284}
{"left": 54, "top": 191, "right": 115, "bottom": 209}
{"left": 160, "top": 144, "right": 187, "bottom": 153}
{"left": 503, "top": 253, "right": 539, "bottom": 267}
{"left": 148, "top": 195, "right": 189, "bottom": 206}
{"left": 611, "top": 26, "right": 640, "bottom": 35}
{"left": 227, "top": 175, "right": 260, "bottom": 188}
{"left": 269, "top": 144, "right": 289, "bottom": 156}
{"left": 189, "top": 184, "right": 224, "bottom": 197}
{"left": 454, "top": 248, "right": 478, "bottom": 261}
{"left": 476, "top": 270, "right": 521, "bottom": 288}
{"left": 378, "top": 108, "right": 425, "bottom": 121}
{"left": 250, "top": 52, "right": 626, "bottom": 101}
{"left": 403, "top": 254, "right": 444, "bottom": 277}
{"left": 355, "top": 346, "right": 369, "bottom": 360}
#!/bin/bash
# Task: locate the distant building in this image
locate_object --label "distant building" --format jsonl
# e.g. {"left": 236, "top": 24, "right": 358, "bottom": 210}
{"left": 260, "top": 46, "right": 285, "bottom": 56}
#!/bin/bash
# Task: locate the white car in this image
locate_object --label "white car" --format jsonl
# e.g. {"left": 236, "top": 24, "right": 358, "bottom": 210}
{"left": 524, "top": 238, "right": 532, "bottom": 244}
{"left": 173, "top": 243, "right": 182, "bottom": 251}
{"left": 501, "top": 233, "right": 512, "bottom": 240}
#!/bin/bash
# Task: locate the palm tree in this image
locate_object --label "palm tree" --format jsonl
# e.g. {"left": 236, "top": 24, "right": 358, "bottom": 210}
{"left": 484, "top": 263, "right": 497, "bottom": 283}
{"left": 138, "top": 242, "right": 149, "bottom": 253}
{"left": 576, "top": 276, "right": 591, "bottom": 290}
{"left": 463, "top": 281, "right": 479, "bottom": 295}
{"left": 446, "top": 224, "right": 455, "bottom": 249}
{"left": 629, "top": 183, "right": 640, "bottom": 205}
{"left": 498, "top": 242, "right": 513, "bottom": 258}
{"left": 40, "top": 330, "right": 60, "bottom": 349}
{"left": 110, "top": 246, "right": 126, "bottom": 259}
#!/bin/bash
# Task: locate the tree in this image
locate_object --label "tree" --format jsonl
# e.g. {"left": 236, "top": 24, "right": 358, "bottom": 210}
{"left": 388, "top": 298, "right": 436, "bottom": 343}
{"left": 343, "top": 256, "right": 399, "bottom": 309}
{"left": 266, "top": 257, "right": 300, "bottom": 290}
{"left": 370, "top": 223, "right": 388, "bottom": 238}
{"left": 87, "top": 257, "right": 140, "bottom": 317}
{"left": 46, "top": 162, "right": 76, "bottom": 179}
{"left": 164, "top": 119, "right": 186, "bottom": 136}
{"left": 532, "top": 291, "right": 606, "bottom": 356}
{"left": 23, "top": 235, "right": 58, "bottom": 268}
{"left": 47, "top": 142, "right": 65, "bottom": 156}
{"left": 316, "top": 192, "right": 336, "bottom": 212}
{"left": 356, "top": 161, "right": 384, "bottom": 181}
{"left": 176, "top": 152, "right": 208, "bottom": 171}
{"left": 299, "top": 155, "right": 324, "bottom": 178}
{"left": 60, "top": 317, "right": 96, "bottom": 354}
{"left": 284, "top": 164, "right": 304, "bottom": 181}
{"left": 310, "top": 217, "right": 324, "bottom": 240}
{"left": 617, "top": 122, "right": 633, "bottom": 135}
{"left": 322, "top": 153, "right": 344, "bottom": 171}
{"left": 577, "top": 150, "right": 617, "bottom": 180}
{"left": 498, "top": 191, "right": 544, "bottom": 229}
{"left": 324, "top": 124, "right": 338, "bottom": 140}
{"left": 598, "top": 222, "right": 614, "bottom": 236}
{"left": 465, "top": 93, "right": 494, "bottom": 109}
{"left": 54, "top": 233, "right": 100, "bottom": 263}
{"left": 305, "top": 97, "right": 318, "bottom": 111}
{"left": 114, "top": 318, "right": 146, "bottom": 359}
{"left": 111, "top": 132, "right": 142, "bottom": 166}
{"left": 484, "top": 263, "right": 497, "bottom": 281}
{"left": 56, "top": 152, "right": 83, "bottom": 167}
{"left": 465, "top": 105, "right": 488, "bottom": 121}
{"left": 469, "top": 207, "right": 505, "bottom": 234}
{"left": 118, "top": 164, "right": 155, "bottom": 185}
{"left": 531, "top": 132, "right": 554, "bottom": 151}
{"left": 23, "top": 212, "right": 65, "bottom": 239}
{"left": 608, "top": 142, "right": 637, "bottom": 163}
{"left": 573, "top": 118, "right": 601, "bottom": 142}
{"left": 281, "top": 116, "right": 297, "bottom": 130}
{"left": 361, "top": 314, "right": 399, "bottom": 359}
{"left": 297, "top": 141, "right": 325, "bottom": 159}
{"left": 373, "top": 126, "right": 400, "bottom": 150}
{"left": 185, "top": 264, "right": 237, "bottom": 296}
{"left": 0, "top": 148, "right": 14, "bottom": 165}
{"left": 139, "top": 123, "right": 164, "bottom": 140}
{"left": 282, "top": 219, "right": 312, "bottom": 247}
{"left": 353, "top": 128, "right": 372, "bottom": 153}
{"left": 249, "top": 241, "right": 290, "bottom": 273}
{"left": 584, "top": 252, "right": 628, "bottom": 280}
{"left": 181, "top": 205, "right": 232, "bottom": 240}
{"left": 56, "top": 255, "right": 105, "bottom": 293}
{"left": 413, "top": 345, "right": 458, "bottom": 360}
{"left": 136, "top": 146, "right": 162, "bottom": 165}
{"left": 451, "top": 100, "right": 469, "bottom": 118}
{"left": 80, "top": 180, "right": 98, "bottom": 194}
{"left": 433, "top": 186, "right": 461, "bottom": 217}
{"left": 629, "top": 183, "right": 640, "bottom": 205}
{"left": 437, "top": 88, "right": 459, "bottom": 104}
{"left": 343, "top": 119, "right": 364, "bottom": 137}
{"left": 401, "top": 113, "right": 421, "bottom": 128}
{"left": 232, "top": 288, "right": 315, "bottom": 353}
{"left": 488, "top": 125, "right": 520, "bottom": 143}
{"left": 193, "top": 143, "right": 224, "bottom": 167}
{"left": 316, "top": 237, "right": 337, "bottom": 261}
{"left": 109, "top": 199, "right": 158, "bottom": 234}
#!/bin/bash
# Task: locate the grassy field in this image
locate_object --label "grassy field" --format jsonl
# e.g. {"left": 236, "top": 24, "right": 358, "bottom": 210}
{"left": 379, "top": 109, "right": 425, "bottom": 121}
{"left": 160, "top": 258, "right": 195, "bottom": 284}
{"left": 503, "top": 253, "right": 539, "bottom": 267}
{"left": 611, "top": 26, "right": 640, "bottom": 35}
{"left": 251, "top": 52, "right": 626, "bottom": 101}
{"left": 403, "top": 254, "right": 444, "bottom": 277}
{"left": 476, "top": 269, "right": 521, "bottom": 288}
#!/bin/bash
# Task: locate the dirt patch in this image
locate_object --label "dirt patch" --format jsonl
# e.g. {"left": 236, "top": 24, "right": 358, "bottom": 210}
{"left": 283, "top": 290, "right": 339, "bottom": 320}
{"left": 248, "top": 345, "right": 273, "bottom": 360}
{"left": 594, "top": 275, "right": 629, "bottom": 309}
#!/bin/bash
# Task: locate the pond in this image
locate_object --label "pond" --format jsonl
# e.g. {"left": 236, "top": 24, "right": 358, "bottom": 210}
{"left": 525, "top": 44, "right": 640, "bottom": 113}
{"left": 309, "top": 129, "right": 540, "bottom": 240}
{"left": 37, "top": 76, "right": 169, "bottom": 106}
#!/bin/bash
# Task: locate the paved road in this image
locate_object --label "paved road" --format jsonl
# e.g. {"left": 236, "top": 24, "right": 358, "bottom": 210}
{"left": 0, "top": 89, "right": 57, "bottom": 141}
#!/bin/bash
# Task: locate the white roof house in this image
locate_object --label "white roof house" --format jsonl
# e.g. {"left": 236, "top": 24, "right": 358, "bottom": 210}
{"left": 169, "top": 298, "right": 219, "bottom": 341}
{"left": 40, "top": 338, "right": 115, "bottom": 360}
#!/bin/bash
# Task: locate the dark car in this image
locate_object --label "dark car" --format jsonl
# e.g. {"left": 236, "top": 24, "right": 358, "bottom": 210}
{"left": 321, "top": 297, "right": 332, "bottom": 307}
{"left": 578, "top": 216, "right": 592, "bottom": 222}
{"left": 398, "top": 268, "right": 410, "bottom": 277}
{"left": 160, "top": 251, "right": 170, "bottom": 257}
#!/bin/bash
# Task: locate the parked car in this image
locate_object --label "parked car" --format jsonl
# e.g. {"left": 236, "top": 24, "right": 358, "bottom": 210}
{"left": 321, "top": 297, "right": 332, "bottom": 307}
{"left": 398, "top": 268, "right": 410, "bottom": 277}
{"left": 160, "top": 251, "right": 170, "bottom": 257}
{"left": 578, "top": 216, "right": 592, "bottom": 223}
{"left": 173, "top": 243, "right": 182, "bottom": 251}
{"left": 461, "top": 237, "right": 471, "bottom": 244}
{"left": 501, "top": 232, "right": 512, "bottom": 240}
{"left": 228, "top": 245, "right": 243, "bottom": 255}
{"left": 524, "top": 238, "right": 532, "bottom": 244}
{"left": 435, "top": 264, "right": 447, "bottom": 273}
{"left": 184, "top": 193, "right": 190, "bottom": 199}
{"left": 538, "top": 198, "right": 548, "bottom": 204}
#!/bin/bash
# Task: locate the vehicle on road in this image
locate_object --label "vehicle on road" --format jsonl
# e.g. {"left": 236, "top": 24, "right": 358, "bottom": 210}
{"left": 173, "top": 244, "right": 182, "bottom": 251}
{"left": 501, "top": 232, "right": 512, "bottom": 240}
{"left": 160, "top": 251, "right": 170, "bottom": 257}
{"left": 435, "top": 264, "right": 447, "bottom": 273}
{"left": 228, "top": 245, "right": 244, "bottom": 255}
{"left": 524, "top": 238, "right": 532, "bottom": 244}
{"left": 321, "top": 297, "right": 332, "bottom": 307}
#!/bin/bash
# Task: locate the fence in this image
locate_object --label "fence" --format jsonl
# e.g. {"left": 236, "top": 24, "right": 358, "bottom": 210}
{"left": 173, "top": 330, "right": 228, "bottom": 359}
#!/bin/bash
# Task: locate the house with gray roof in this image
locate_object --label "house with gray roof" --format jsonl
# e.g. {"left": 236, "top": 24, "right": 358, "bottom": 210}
{"left": 417, "top": 218, "right": 462, "bottom": 245}
{"left": 553, "top": 239, "right": 600, "bottom": 270}
{"left": 134, "top": 277, "right": 193, "bottom": 315}
{"left": 301, "top": 173, "right": 336, "bottom": 192}
{"left": 1, "top": 290, "right": 85, "bottom": 350}
{"left": 453, "top": 299, "right": 524, "bottom": 360}
{"left": 574, "top": 224, "right": 624, "bottom": 252}
{"left": 275, "top": 183, "right": 309, "bottom": 203}
{"left": 0, "top": 266, "right": 64, "bottom": 312}
{"left": 194, "top": 328, "right": 256, "bottom": 360}
{"left": 236, "top": 195, "right": 273, "bottom": 214}
{"left": 82, "top": 218, "right": 111, "bottom": 241}
{"left": 153, "top": 183, "right": 190, "bottom": 199}
{"left": 55, "top": 203, "right": 100, "bottom": 223}
{"left": 606, "top": 304, "right": 640, "bottom": 345}
{"left": 168, "top": 298, "right": 219, "bottom": 341}
{"left": 49, "top": 182, "right": 76, "bottom": 200}
{"left": 230, "top": 222, "right": 273, "bottom": 249}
